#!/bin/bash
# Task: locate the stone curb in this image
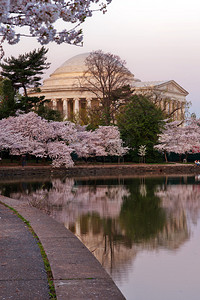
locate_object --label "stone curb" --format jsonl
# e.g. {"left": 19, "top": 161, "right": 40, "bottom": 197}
{"left": 0, "top": 195, "right": 125, "bottom": 300}
{"left": 0, "top": 163, "right": 199, "bottom": 179}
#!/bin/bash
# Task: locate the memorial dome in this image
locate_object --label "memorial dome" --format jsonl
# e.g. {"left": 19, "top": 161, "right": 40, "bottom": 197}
{"left": 42, "top": 53, "right": 91, "bottom": 89}
{"left": 52, "top": 53, "right": 90, "bottom": 75}
{"left": 43, "top": 52, "right": 136, "bottom": 88}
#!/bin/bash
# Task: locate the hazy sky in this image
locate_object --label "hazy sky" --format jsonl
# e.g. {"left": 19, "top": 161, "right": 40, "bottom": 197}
{"left": 3, "top": 0, "right": 200, "bottom": 115}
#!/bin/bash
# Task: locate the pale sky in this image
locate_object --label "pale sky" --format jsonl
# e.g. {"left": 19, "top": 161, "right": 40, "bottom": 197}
{"left": 3, "top": 0, "right": 200, "bottom": 115}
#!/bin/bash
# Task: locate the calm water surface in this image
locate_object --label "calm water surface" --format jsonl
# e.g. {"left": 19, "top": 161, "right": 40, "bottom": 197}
{"left": 1, "top": 175, "right": 200, "bottom": 300}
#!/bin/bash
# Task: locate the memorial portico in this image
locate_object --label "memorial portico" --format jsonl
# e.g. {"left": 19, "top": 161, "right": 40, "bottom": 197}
{"left": 133, "top": 80, "right": 188, "bottom": 121}
{"left": 28, "top": 53, "right": 189, "bottom": 121}
{"left": 44, "top": 96, "right": 96, "bottom": 120}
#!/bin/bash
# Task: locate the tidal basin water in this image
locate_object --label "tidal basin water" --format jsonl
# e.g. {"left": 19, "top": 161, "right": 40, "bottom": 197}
{"left": 1, "top": 175, "right": 200, "bottom": 300}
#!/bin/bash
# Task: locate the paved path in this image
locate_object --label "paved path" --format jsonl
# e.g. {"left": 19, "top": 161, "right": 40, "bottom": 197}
{"left": 0, "top": 203, "right": 50, "bottom": 300}
{"left": 0, "top": 196, "right": 125, "bottom": 300}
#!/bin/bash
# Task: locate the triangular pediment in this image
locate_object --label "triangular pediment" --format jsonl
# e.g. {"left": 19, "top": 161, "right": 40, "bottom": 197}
{"left": 155, "top": 80, "right": 189, "bottom": 96}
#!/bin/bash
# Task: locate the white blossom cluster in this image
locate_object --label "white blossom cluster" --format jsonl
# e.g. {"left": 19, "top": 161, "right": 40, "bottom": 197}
{"left": 0, "top": 0, "right": 112, "bottom": 45}
{"left": 0, "top": 111, "right": 127, "bottom": 167}
{"left": 138, "top": 145, "right": 147, "bottom": 157}
{"left": 154, "top": 118, "right": 200, "bottom": 155}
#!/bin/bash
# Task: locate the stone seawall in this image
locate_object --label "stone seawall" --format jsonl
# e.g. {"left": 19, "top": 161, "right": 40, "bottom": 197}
{"left": 0, "top": 163, "right": 200, "bottom": 179}
{"left": 0, "top": 196, "right": 125, "bottom": 299}
{"left": 66, "top": 164, "right": 200, "bottom": 177}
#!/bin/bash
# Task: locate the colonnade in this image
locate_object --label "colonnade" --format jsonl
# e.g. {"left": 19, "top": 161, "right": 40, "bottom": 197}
{"left": 49, "top": 97, "right": 94, "bottom": 119}
{"left": 48, "top": 97, "right": 185, "bottom": 121}
{"left": 159, "top": 99, "right": 185, "bottom": 121}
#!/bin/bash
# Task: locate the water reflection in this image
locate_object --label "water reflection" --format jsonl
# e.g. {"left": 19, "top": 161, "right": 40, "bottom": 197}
{"left": 1, "top": 175, "right": 200, "bottom": 298}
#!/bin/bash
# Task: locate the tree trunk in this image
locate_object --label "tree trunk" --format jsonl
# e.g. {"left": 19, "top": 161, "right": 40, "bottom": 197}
{"left": 22, "top": 83, "right": 28, "bottom": 98}
{"left": 164, "top": 151, "right": 168, "bottom": 162}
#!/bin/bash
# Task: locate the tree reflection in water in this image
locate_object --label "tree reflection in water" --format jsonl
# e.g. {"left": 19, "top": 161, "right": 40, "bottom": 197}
{"left": 119, "top": 178, "right": 166, "bottom": 243}
{"left": 1, "top": 176, "right": 200, "bottom": 281}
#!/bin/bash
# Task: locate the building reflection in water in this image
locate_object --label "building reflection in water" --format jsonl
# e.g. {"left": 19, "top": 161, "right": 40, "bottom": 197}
{"left": 1, "top": 176, "right": 200, "bottom": 282}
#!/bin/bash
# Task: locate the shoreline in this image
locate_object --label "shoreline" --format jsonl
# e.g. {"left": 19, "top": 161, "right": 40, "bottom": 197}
{"left": 0, "top": 163, "right": 199, "bottom": 179}
{"left": 1, "top": 163, "right": 199, "bottom": 299}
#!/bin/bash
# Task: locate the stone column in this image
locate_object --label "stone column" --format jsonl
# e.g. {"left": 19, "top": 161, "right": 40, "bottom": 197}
{"left": 163, "top": 100, "right": 168, "bottom": 115}
{"left": 74, "top": 98, "right": 79, "bottom": 114}
{"left": 172, "top": 100, "right": 176, "bottom": 120}
{"left": 86, "top": 97, "right": 92, "bottom": 108}
{"left": 159, "top": 99, "right": 163, "bottom": 110}
{"left": 165, "top": 100, "right": 169, "bottom": 115}
{"left": 52, "top": 99, "right": 57, "bottom": 110}
{"left": 176, "top": 101, "right": 180, "bottom": 120}
{"left": 63, "top": 99, "right": 68, "bottom": 119}
{"left": 181, "top": 102, "right": 185, "bottom": 120}
{"left": 169, "top": 100, "right": 173, "bottom": 116}
{"left": 177, "top": 101, "right": 180, "bottom": 120}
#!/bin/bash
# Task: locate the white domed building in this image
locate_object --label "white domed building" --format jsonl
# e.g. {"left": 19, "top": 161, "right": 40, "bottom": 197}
{"left": 28, "top": 53, "right": 188, "bottom": 121}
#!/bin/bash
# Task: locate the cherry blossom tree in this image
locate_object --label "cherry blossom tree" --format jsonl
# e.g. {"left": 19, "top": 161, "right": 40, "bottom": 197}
{"left": 0, "top": 112, "right": 78, "bottom": 166}
{"left": 154, "top": 121, "right": 182, "bottom": 161}
{"left": 95, "top": 126, "right": 129, "bottom": 156}
{"left": 0, "top": 111, "right": 127, "bottom": 167}
{"left": 0, "top": 0, "right": 112, "bottom": 58}
{"left": 154, "top": 119, "right": 200, "bottom": 161}
{"left": 72, "top": 125, "right": 129, "bottom": 158}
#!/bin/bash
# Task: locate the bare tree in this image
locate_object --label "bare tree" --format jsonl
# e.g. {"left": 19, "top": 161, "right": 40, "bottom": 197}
{"left": 81, "top": 50, "right": 134, "bottom": 126}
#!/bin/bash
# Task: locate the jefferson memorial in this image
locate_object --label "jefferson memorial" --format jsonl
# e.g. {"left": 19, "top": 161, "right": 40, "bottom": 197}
{"left": 28, "top": 53, "right": 189, "bottom": 120}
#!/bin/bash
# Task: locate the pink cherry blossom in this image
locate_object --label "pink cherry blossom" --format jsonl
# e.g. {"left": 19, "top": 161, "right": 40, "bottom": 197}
{"left": 0, "top": 0, "right": 112, "bottom": 48}
{"left": 155, "top": 119, "right": 200, "bottom": 158}
{"left": 0, "top": 112, "right": 127, "bottom": 167}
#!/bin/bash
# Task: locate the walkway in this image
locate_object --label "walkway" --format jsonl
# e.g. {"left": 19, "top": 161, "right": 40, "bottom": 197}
{"left": 0, "top": 203, "right": 50, "bottom": 300}
{"left": 0, "top": 196, "right": 125, "bottom": 300}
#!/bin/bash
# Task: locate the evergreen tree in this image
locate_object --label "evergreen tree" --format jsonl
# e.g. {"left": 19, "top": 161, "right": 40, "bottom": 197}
{"left": 0, "top": 47, "right": 61, "bottom": 118}
{"left": 0, "top": 78, "right": 16, "bottom": 119}
{"left": 0, "top": 47, "right": 50, "bottom": 98}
